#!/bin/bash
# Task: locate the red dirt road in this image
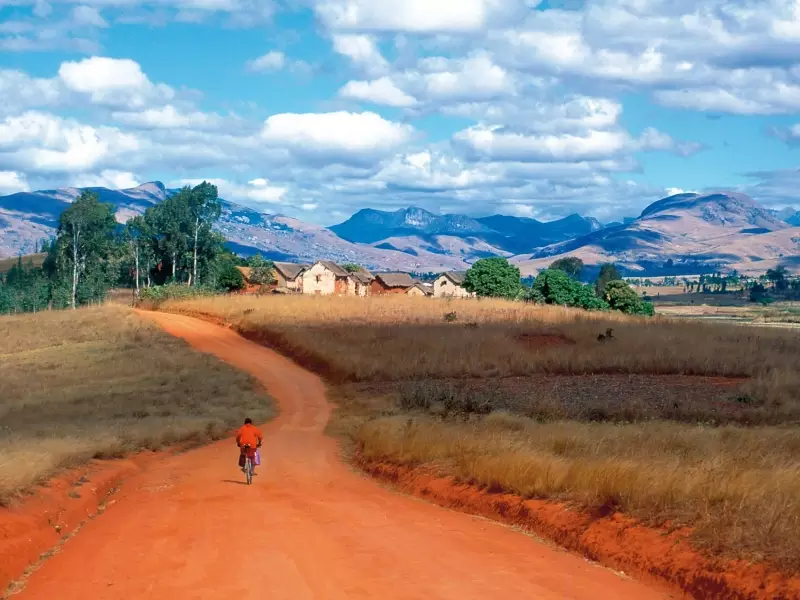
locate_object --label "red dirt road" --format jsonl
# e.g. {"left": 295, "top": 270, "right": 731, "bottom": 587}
{"left": 13, "top": 313, "right": 669, "bottom": 600}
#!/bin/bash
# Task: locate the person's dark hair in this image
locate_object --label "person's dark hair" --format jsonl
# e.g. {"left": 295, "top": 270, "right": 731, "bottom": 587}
{"left": 244, "top": 417, "right": 253, "bottom": 425}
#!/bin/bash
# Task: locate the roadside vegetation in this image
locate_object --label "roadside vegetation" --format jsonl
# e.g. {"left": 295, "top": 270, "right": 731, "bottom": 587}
{"left": 161, "top": 293, "right": 800, "bottom": 571}
{"left": 0, "top": 306, "right": 273, "bottom": 504}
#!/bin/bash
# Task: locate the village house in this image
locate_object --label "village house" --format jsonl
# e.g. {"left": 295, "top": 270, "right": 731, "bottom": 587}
{"left": 433, "top": 271, "right": 473, "bottom": 298}
{"left": 405, "top": 282, "right": 432, "bottom": 297}
{"left": 371, "top": 272, "right": 418, "bottom": 295}
{"left": 273, "top": 262, "right": 308, "bottom": 292}
{"left": 302, "top": 261, "right": 354, "bottom": 296}
{"left": 349, "top": 268, "right": 375, "bottom": 297}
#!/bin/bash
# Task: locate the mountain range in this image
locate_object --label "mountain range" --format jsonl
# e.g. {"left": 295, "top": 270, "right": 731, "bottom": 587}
{"left": 0, "top": 182, "right": 798, "bottom": 275}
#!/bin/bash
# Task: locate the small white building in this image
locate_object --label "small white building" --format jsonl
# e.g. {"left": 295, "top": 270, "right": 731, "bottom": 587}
{"left": 433, "top": 271, "right": 474, "bottom": 298}
{"left": 301, "top": 261, "right": 354, "bottom": 296}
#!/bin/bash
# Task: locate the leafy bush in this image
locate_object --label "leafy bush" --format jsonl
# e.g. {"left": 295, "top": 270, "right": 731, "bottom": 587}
{"left": 247, "top": 255, "right": 276, "bottom": 285}
{"left": 138, "top": 283, "right": 215, "bottom": 305}
{"left": 463, "top": 257, "right": 521, "bottom": 299}
{"left": 529, "top": 269, "right": 609, "bottom": 311}
{"left": 603, "top": 280, "right": 655, "bottom": 316}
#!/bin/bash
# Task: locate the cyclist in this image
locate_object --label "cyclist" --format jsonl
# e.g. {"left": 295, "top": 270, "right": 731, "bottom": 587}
{"left": 236, "top": 418, "right": 263, "bottom": 475}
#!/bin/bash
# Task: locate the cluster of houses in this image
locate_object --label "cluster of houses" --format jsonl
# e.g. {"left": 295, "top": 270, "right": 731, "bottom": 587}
{"left": 237, "top": 260, "right": 474, "bottom": 298}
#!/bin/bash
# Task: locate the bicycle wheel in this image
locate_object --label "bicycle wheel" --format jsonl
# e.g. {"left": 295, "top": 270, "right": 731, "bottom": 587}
{"left": 245, "top": 458, "right": 253, "bottom": 485}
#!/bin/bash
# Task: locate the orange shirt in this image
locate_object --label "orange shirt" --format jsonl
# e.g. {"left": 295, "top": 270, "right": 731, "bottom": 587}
{"left": 236, "top": 424, "right": 263, "bottom": 448}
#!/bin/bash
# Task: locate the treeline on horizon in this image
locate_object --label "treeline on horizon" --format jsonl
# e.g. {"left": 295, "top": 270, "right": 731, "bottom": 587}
{"left": 2, "top": 185, "right": 799, "bottom": 317}
{"left": 0, "top": 182, "right": 250, "bottom": 315}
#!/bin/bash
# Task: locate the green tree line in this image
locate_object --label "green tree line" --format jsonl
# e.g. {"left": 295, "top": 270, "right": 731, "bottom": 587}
{"left": 0, "top": 182, "right": 246, "bottom": 315}
{"left": 462, "top": 257, "right": 655, "bottom": 316}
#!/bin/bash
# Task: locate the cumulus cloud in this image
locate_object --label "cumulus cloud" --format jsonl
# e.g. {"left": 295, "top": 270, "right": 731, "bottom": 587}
{"left": 260, "top": 111, "right": 414, "bottom": 163}
{"left": 0, "top": 171, "right": 30, "bottom": 195}
{"left": 315, "top": 0, "right": 525, "bottom": 33}
{"left": 174, "top": 177, "right": 287, "bottom": 205}
{"left": 71, "top": 5, "right": 108, "bottom": 28}
{"left": 72, "top": 170, "right": 140, "bottom": 190}
{"left": 0, "top": 111, "right": 142, "bottom": 174}
{"left": 246, "top": 51, "right": 286, "bottom": 72}
{"left": 331, "top": 34, "right": 388, "bottom": 75}
{"left": 111, "top": 105, "right": 223, "bottom": 130}
{"left": 58, "top": 57, "right": 175, "bottom": 109}
{"left": 339, "top": 77, "right": 417, "bottom": 107}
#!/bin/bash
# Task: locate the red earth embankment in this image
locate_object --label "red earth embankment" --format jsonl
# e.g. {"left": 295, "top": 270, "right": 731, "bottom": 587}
{"left": 0, "top": 454, "right": 161, "bottom": 591}
{"left": 356, "top": 456, "right": 800, "bottom": 600}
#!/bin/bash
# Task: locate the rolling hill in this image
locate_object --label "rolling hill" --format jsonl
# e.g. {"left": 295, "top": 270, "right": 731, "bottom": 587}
{"left": 2, "top": 183, "right": 798, "bottom": 276}
{"left": 513, "top": 192, "right": 800, "bottom": 276}
{"left": 0, "top": 183, "right": 471, "bottom": 272}
{"left": 330, "top": 207, "right": 604, "bottom": 257}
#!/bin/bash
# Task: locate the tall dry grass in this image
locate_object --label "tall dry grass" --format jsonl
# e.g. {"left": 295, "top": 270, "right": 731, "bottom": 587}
{"left": 164, "top": 295, "right": 800, "bottom": 409}
{"left": 358, "top": 414, "right": 800, "bottom": 570}
{"left": 0, "top": 306, "right": 273, "bottom": 503}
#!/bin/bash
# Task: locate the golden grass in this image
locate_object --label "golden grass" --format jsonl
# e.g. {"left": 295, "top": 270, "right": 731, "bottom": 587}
{"left": 358, "top": 415, "right": 800, "bottom": 570}
{"left": 164, "top": 295, "right": 800, "bottom": 409}
{"left": 0, "top": 306, "right": 274, "bottom": 503}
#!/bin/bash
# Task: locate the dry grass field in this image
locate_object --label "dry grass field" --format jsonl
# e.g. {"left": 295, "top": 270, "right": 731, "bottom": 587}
{"left": 162, "top": 294, "right": 800, "bottom": 570}
{"left": 0, "top": 306, "right": 273, "bottom": 504}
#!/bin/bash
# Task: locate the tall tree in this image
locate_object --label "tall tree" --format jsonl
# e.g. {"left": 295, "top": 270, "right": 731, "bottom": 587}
{"left": 766, "top": 266, "right": 789, "bottom": 291}
{"left": 55, "top": 191, "right": 117, "bottom": 309}
{"left": 463, "top": 257, "right": 521, "bottom": 299}
{"left": 150, "top": 191, "right": 191, "bottom": 281}
{"left": 187, "top": 182, "right": 222, "bottom": 286}
{"left": 124, "top": 215, "right": 155, "bottom": 293}
{"left": 595, "top": 263, "right": 621, "bottom": 296}
{"left": 549, "top": 256, "right": 584, "bottom": 279}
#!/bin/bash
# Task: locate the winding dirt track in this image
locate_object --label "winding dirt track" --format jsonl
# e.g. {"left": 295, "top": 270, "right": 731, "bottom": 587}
{"left": 15, "top": 312, "right": 669, "bottom": 600}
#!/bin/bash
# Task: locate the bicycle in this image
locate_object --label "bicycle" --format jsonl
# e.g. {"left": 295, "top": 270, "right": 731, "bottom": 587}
{"left": 242, "top": 444, "right": 254, "bottom": 485}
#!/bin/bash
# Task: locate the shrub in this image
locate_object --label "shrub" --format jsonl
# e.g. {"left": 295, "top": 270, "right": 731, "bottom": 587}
{"left": 138, "top": 283, "right": 214, "bottom": 305}
{"left": 604, "top": 280, "right": 655, "bottom": 316}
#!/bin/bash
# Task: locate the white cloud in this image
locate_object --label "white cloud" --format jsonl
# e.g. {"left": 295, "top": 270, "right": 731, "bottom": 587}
{"left": 315, "top": 0, "right": 522, "bottom": 33}
{"left": 417, "top": 53, "right": 515, "bottom": 102}
{"left": 443, "top": 96, "right": 621, "bottom": 132}
{"left": 111, "top": 105, "right": 221, "bottom": 130}
{"left": 0, "top": 171, "right": 30, "bottom": 195}
{"left": 0, "top": 69, "right": 62, "bottom": 116}
{"left": 339, "top": 77, "right": 417, "bottom": 107}
{"left": 71, "top": 5, "right": 108, "bottom": 28}
{"left": 175, "top": 177, "right": 287, "bottom": 204}
{"left": 331, "top": 34, "right": 388, "bottom": 75}
{"left": 0, "top": 111, "right": 141, "bottom": 174}
{"left": 58, "top": 57, "right": 174, "bottom": 109}
{"left": 454, "top": 125, "right": 631, "bottom": 162}
{"left": 246, "top": 51, "right": 286, "bottom": 72}
{"left": 260, "top": 111, "right": 413, "bottom": 161}
{"left": 376, "top": 150, "right": 500, "bottom": 191}
{"left": 72, "top": 170, "right": 140, "bottom": 190}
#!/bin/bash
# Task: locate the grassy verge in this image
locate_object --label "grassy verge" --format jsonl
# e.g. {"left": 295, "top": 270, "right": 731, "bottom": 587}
{"left": 357, "top": 415, "right": 800, "bottom": 571}
{"left": 161, "top": 295, "right": 800, "bottom": 571}
{"left": 0, "top": 306, "right": 274, "bottom": 504}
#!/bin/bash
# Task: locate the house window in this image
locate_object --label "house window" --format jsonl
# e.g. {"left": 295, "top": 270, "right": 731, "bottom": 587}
{"left": 316, "top": 275, "right": 322, "bottom": 283}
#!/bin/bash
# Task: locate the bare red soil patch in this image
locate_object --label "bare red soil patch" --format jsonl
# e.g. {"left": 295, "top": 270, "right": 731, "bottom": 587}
{"left": 357, "top": 456, "right": 800, "bottom": 600}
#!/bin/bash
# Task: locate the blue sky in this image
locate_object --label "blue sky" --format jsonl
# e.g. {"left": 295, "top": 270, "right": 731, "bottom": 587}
{"left": 1, "top": 0, "right": 800, "bottom": 224}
